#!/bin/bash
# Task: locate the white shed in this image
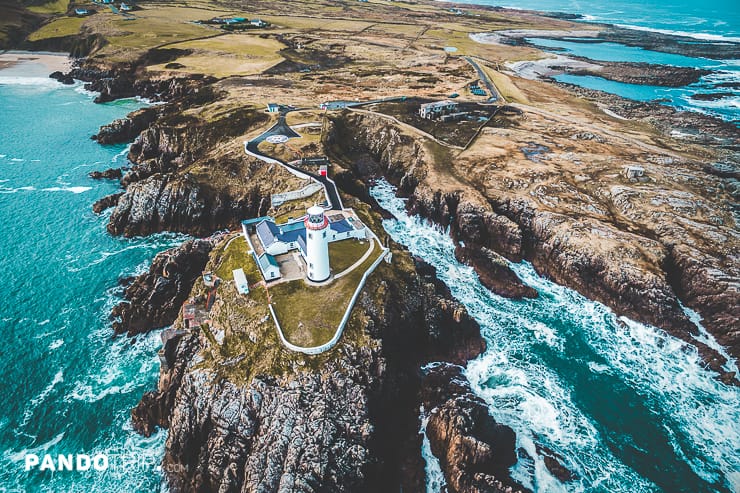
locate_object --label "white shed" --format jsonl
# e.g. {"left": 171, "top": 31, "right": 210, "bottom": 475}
{"left": 233, "top": 268, "right": 250, "bottom": 295}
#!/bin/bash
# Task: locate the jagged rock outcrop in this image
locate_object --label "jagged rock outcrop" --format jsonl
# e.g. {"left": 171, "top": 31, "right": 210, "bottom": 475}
{"left": 111, "top": 238, "right": 215, "bottom": 336}
{"left": 63, "top": 63, "right": 216, "bottom": 104}
{"left": 163, "top": 350, "right": 379, "bottom": 493}
{"left": 92, "top": 192, "right": 122, "bottom": 213}
{"left": 92, "top": 106, "right": 159, "bottom": 144}
{"left": 130, "top": 233, "right": 496, "bottom": 492}
{"left": 107, "top": 172, "right": 268, "bottom": 237}
{"left": 89, "top": 168, "right": 123, "bottom": 180}
{"left": 95, "top": 98, "right": 271, "bottom": 237}
{"left": 421, "top": 364, "right": 525, "bottom": 493}
{"left": 570, "top": 61, "right": 710, "bottom": 87}
{"left": 455, "top": 244, "right": 538, "bottom": 299}
{"left": 325, "top": 111, "right": 740, "bottom": 377}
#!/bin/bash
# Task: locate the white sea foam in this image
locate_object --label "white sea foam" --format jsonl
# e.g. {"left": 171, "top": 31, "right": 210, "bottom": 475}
{"left": 0, "top": 76, "right": 63, "bottom": 88}
{"left": 6, "top": 431, "right": 66, "bottom": 463}
{"left": 0, "top": 185, "right": 36, "bottom": 194}
{"left": 41, "top": 186, "right": 92, "bottom": 194}
{"left": 611, "top": 23, "right": 740, "bottom": 43}
{"left": 371, "top": 179, "right": 740, "bottom": 493}
{"left": 19, "top": 370, "right": 64, "bottom": 429}
{"left": 681, "top": 303, "right": 737, "bottom": 375}
{"left": 419, "top": 405, "right": 447, "bottom": 493}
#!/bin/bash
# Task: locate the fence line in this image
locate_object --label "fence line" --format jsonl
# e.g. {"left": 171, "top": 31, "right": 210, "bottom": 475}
{"left": 268, "top": 243, "right": 389, "bottom": 355}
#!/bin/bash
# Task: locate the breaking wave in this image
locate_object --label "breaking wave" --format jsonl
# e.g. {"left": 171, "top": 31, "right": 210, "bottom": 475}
{"left": 370, "top": 180, "right": 740, "bottom": 493}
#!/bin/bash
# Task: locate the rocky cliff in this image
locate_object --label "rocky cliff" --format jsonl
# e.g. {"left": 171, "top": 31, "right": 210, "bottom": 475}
{"left": 111, "top": 238, "right": 216, "bottom": 336}
{"left": 81, "top": 76, "right": 276, "bottom": 237}
{"left": 129, "top": 228, "right": 514, "bottom": 492}
{"left": 325, "top": 111, "right": 739, "bottom": 381}
{"left": 422, "top": 364, "right": 525, "bottom": 493}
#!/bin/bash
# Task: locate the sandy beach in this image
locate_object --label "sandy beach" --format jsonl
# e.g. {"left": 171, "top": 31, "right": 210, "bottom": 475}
{"left": 506, "top": 54, "right": 601, "bottom": 80}
{"left": 0, "top": 51, "right": 71, "bottom": 78}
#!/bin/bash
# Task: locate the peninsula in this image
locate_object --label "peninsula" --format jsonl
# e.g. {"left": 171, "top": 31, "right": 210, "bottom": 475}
{"left": 3, "top": 0, "right": 738, "bottom": 491}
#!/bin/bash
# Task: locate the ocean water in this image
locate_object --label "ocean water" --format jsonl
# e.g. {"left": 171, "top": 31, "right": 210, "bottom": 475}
{"left": 524, "top": 38, "right": 740, "bottom": 122}
{"left": 0, "top": 79, "right": 184, "bottom": 491}
{"left": 371, "top": 181, "right": 740, "bottom": 493}
{"left": 465, "top": 0, "right": 740, "bottom": 41}
{"left": 460, "top": 0, "right": 740, "bottom": 122}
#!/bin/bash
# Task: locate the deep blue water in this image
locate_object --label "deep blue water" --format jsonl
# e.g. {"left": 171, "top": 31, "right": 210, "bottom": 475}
{"left": 0, "top": 77, "right": 184, "bottom": 492}
{"left": 371, "top": 181, "right": 740, "bottom": 493}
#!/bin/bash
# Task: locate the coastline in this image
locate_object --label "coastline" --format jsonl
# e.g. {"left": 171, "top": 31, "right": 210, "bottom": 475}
{"left": 0, "top": 51, "right": 71, "bottom": 77}
{"left": 3, "top": 1, "right": 739, "bottom": 491}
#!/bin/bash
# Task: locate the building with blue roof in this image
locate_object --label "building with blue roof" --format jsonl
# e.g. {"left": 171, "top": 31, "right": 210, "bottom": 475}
{"left": 241, "top": 208, "right": 368, "bottom": 282}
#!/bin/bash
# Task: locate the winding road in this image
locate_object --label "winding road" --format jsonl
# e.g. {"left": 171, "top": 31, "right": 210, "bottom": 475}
{"left": 245, "top": 112, "right": 343, "bottom": 210}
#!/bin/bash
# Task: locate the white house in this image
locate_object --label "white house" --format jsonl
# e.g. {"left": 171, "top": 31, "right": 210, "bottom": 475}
{"left": 625, "top": 165, "right": 645, "bottom": 179}
{"left": 256, "top": 253, "right": 281, "bottom": 280}
{"left": 419, "top": 100, "right": 458, "bottom": 119}
{"left": 243, "top": 209, "right": 368, "bottom": 283}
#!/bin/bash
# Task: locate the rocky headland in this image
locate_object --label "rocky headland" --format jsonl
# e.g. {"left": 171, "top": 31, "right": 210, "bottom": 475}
{"left": 15, "top": 0, "right": 739, "bottom": 489}
{"left": 324, "top": 108, "right": 738, "bottom": 382}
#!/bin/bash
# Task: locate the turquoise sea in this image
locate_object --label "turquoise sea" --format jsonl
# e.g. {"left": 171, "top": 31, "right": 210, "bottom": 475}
{"left": 0, "top": 77, "right": 185, "bottom": 492}
{"left": 372, "top": 181, "right": 740, "bottom": 493}
{"left": 462, "top": 0, "right": 740, "bottom": 123}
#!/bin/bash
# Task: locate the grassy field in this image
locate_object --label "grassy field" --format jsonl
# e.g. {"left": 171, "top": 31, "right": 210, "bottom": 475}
{"left": 213, "top": 235, "right": 256, "bottom": 281}
{"left": 329, "top": 238, "right": 371, "bottom": 274}
{"left": 479, "top": 63, "right": 531, "bottom": 104}
{"left": 270, "top": 240, "right": 382, "bottom": 347}
{"left": 147, "top": 33, "right": 285, "bottom": 76}
{"left": 27, "top": 0, "right": 69, "bottom": 14}
{"left": 86, "top": 6, "right": 219, "bottom": 59}
{"left": 27, "top": 16, "right": 84, "bottom": 41}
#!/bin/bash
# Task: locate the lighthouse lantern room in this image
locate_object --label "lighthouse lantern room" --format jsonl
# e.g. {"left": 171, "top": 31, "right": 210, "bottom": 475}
{"left": 304, "top": 205, "right": 331, "bottom": 282}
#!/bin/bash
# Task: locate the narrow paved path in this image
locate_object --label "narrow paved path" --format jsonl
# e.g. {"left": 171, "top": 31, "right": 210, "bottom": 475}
{"left": 245, "top": 113, "right": 343, "bottom": 210}
{"left": 334, "top": 238, "right": 376, "bottom": 279}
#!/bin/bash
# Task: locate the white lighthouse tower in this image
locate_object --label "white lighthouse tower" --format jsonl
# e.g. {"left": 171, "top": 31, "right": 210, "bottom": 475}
{"left": 304, "top": 205, "right": 331, "bottom": 282}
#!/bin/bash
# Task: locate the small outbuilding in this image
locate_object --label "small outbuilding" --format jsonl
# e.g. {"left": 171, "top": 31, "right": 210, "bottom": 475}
{"left": 267, "top": 103, "right": 280, "bottom": 113}
{"left": 256, "top": 253, "right": 281, "bottom": 281}
{"left": 232, "top": 268, "right": 250, "bottom": 295}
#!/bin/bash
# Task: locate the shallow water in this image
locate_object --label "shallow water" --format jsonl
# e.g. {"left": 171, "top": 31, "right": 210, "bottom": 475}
{"left": 371, "top": 180, "right": 740, "bottom": 493}
{"left": 522, "top": 37, "right": 740, "bottom": 123}
{"left": 0, "top": 80, "right": 184, "bottom": 492}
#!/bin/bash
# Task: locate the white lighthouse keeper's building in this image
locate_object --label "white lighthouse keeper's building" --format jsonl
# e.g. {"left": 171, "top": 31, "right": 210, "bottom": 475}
{"left": 304, "top": 205, "right": 331, "bottom": 282}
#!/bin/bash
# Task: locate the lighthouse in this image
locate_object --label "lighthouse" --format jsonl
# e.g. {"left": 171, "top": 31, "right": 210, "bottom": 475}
{"left": 304, "top": 205, "right": 331, "bottom": 282}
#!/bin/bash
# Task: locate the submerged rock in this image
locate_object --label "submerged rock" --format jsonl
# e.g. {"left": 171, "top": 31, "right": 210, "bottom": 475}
{"left": 88, "top": 168, "right": 123, "bottom": 180}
